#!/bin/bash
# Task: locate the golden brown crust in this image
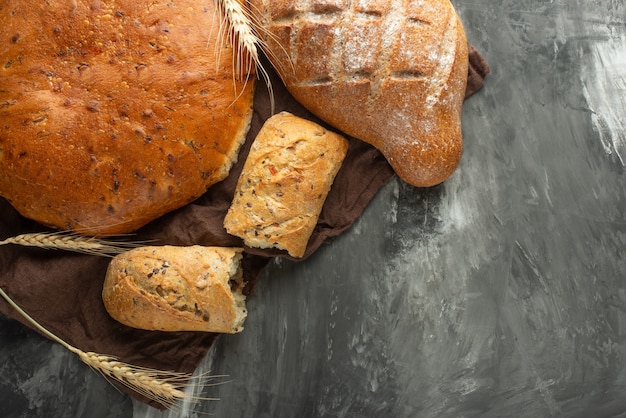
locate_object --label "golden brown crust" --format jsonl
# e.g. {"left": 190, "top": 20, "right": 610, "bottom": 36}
{"left": 102, "top": 246, "right": 247, "bottom": 333}
{"left": 250, "top": 0, "right": 469, "bottom": 187}
{"left": 0, "top": 0, "right": 255, "bottom": 235}
{"left": 223, "top": 112, "right": 349, "bottom": 257}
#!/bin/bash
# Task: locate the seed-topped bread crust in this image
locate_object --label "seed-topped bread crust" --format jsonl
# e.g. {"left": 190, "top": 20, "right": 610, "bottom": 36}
{"left": 0, "top": 0, "right": 255, "bottom": 234}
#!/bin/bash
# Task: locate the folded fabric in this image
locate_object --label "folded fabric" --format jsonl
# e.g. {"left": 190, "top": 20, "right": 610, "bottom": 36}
{"left": 0, "top": 44, "right": 489, "bottom": 409}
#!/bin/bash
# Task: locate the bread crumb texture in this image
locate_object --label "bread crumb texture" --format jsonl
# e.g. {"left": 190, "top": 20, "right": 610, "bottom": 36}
{"left": 224, "top": 112, "right": 349, "bottom": 257}
{"left": 0, "top": 0, "right": 255, "bottom": 234}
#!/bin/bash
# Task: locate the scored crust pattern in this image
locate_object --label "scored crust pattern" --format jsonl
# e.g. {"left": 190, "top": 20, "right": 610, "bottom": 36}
{"left": 260, "top": 0, "right": 455, "bottom": 115}
{"left": 252, "top": 0, "right": 468, "bottom": 187}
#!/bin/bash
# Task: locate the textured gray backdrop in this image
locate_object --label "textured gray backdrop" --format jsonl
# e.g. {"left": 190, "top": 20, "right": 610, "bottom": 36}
{"left": 1, "top": 0, "right": 625, "bottom": 417}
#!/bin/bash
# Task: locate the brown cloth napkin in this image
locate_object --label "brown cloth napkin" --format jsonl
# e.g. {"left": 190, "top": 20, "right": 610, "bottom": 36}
{"left": 0, "top": 44, "right": 489, "bottom": 409}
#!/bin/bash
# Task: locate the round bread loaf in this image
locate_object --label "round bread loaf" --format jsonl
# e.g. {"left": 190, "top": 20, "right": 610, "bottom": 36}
{"left": 0, "top": 0, "right": 255, "bottom": 234}
{"left": 250, "top": 0, "right": 468, "bottom": 187}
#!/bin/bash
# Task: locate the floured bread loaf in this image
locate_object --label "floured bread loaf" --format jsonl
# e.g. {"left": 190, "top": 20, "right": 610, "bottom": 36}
{"left": 249, "top": 0, "right": 469, "bottom": 187}
{"left": 0, "top": 0, "right": 255, "bottom": 235}
{"left": 224, "top": 112, "right": 349, "bottom": 258}
{"left": 102, "top": 246, "right": 247, "bottom": 333}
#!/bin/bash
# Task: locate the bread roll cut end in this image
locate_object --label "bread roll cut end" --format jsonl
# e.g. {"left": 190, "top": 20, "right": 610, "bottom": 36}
{"left": 102, "top": 246, "right": 247, "bottom": 333}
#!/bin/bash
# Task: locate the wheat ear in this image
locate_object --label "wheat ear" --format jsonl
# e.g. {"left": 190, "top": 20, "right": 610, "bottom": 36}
{"left": 242, "top": 1, "right": 295, "bottom": 80}
{"left": 0, "top": 232, "right": 144, "bottom": 257}
{"left": 216, "top": 0, "right": 275, "bottom": 112}
{"left": 0, "top": 286, "right": 220, "bottom": 409}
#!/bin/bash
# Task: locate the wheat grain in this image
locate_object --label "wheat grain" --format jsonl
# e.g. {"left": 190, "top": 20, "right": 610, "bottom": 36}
{"left": 78, "top": 351, "right": 188, "bottom": 407}
{"left": 0, "top": 286, "right": 221, "bottom": 409}
{"left": 242, "top": 0, "right": 295, "bottom": 77}
{"left": 77, "top": 351, "right": 225, "bottom": 409}
{"left": 216, "top": 0, "right": 276, "bottom": 112}
{"left": 0, "top": 231, "right": 144, "bottom": 257}
{"left": 219, "top": 0, "right": 257, "bottom": 80}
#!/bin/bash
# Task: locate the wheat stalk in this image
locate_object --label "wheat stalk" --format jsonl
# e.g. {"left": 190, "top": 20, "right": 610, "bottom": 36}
{"left": 0, "top": 231, "right": 144, "bottom": 257}
{"left": 0, "top": 286, "right": 221, "bottom": 409}
{"left": 77, "top": 351, "right": 189, "bottom": 407}
{"left": 215, "top": 0, "right": 276, "bottom": 112}
{"left": 242, "top": 0, "right": 295, "bottom": 76}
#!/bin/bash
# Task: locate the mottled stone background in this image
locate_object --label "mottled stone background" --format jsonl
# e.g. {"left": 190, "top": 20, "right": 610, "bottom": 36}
{"left": 1, "top": 1, "right": 625, "bottom": 417}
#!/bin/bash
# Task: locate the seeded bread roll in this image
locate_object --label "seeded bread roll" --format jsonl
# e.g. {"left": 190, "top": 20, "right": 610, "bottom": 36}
{"left": 249, "top": 0, "right": 469, "bottom": 187}
{"left": 0, "top": 0, "right": 255, "bottom": 235}
{"left": 224, "top": 112, "right": 349, "bottom": 258}
{"left": 102, "top": 246, "right": 247, "bottom": 333}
